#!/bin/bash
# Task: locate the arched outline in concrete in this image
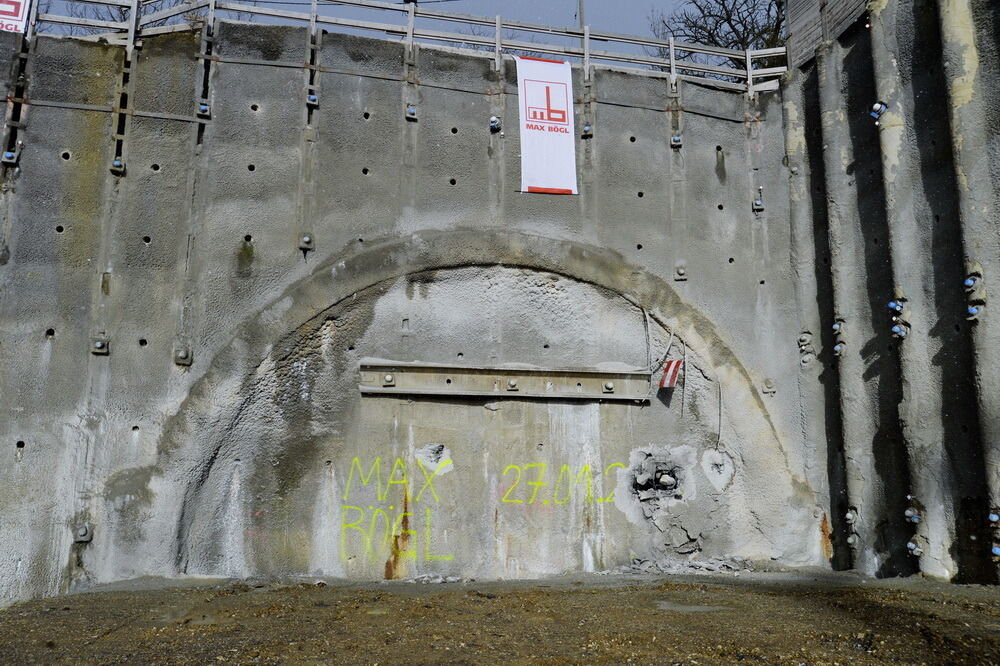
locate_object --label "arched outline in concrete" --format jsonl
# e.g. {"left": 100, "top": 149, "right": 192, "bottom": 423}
{"left": 160, "top": 228, "right": 818, "bottom": 572}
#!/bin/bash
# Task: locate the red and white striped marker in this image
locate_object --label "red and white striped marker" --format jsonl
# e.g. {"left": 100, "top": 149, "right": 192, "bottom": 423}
{"left": 659, "top": 360, "right": 684, "bottom": 388}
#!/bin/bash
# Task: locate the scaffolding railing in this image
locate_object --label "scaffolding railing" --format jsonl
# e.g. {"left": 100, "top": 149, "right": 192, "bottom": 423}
{"left": 28, "top": 0, "right": 787, "bottom": 94}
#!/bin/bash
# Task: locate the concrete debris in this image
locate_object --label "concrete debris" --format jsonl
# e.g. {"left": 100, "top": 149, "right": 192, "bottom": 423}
{"left": 401, "top": 574, "right": 464, "bottom": 584}
{"left": 599, "top": 556, "right": 753, "bottom": 576}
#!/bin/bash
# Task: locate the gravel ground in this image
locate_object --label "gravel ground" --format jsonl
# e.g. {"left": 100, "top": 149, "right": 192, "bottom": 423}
{"left": 2, "top": 571, "right": 999, "bottom": 664}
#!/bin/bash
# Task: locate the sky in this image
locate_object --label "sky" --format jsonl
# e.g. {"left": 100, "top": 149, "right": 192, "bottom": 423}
{"left": 41, "top": 0, "right": 690, "bottom": 53}
{"left": 406, "top": 0, "right": 684, "bottom": 36}
{"left": 304, "top": 0, "right": 690, "bottom": 63}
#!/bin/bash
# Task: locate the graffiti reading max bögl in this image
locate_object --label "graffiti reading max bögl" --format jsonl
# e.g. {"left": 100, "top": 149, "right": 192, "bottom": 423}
{"left": 335, "top": 455, "right": 623, "bottom": 563}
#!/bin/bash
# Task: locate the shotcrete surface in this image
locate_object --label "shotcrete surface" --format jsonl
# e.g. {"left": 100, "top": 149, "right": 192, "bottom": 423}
{"left": 1, "top": 571, "right": 998, "bottom": 664}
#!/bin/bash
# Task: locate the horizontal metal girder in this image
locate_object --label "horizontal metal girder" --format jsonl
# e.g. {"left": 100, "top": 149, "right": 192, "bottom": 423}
{"left": 359, "top": 360, "right": 651, "bottom": 402}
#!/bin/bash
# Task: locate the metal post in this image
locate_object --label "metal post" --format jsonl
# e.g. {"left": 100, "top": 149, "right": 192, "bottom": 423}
{"left": 405, "top": 2, "right": 415, "bottom": 62}
{"left": 669, "top": 36, "right": 677, "bottom": 89}
{"left": 494, "top": 14, "right": 501, "bottom": 71}
{"left": 745, "top": 48, "right": 753, "bottom": 97}
{"left": 24, "top": 0, "right": 40, "bottom": 43}
{"left": 126, "top": 0, "right": 140, "bottom": 56}
{"left": 583, "top": 25, "right": 590, "bottom": 79}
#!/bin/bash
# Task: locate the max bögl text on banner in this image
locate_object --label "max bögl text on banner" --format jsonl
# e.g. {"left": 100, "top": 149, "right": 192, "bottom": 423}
{"left": 514, "top": 56, "right": 578, "bottom": 195}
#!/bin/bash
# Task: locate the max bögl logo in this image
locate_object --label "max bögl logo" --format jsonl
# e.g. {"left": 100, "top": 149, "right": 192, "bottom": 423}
{"left": 0, "top": 0, "right": 23, "bottom": 18}
{"left": 524, "top": 79, "right": 569, "bottom": 126}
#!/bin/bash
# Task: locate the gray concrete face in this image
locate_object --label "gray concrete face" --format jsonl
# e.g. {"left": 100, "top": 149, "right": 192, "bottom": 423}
{"left": 787, "top": 0, "right": 998, "bottom": 582}
{"left": 0, "top": 25, "right": 827, "bottom": 603}
{"left": 3, "top": 5, "right": 1000, "bottom": 602}
{"left": 867, "top": 0, "right": 993, "bottom": 582}
{"left": 815, "top": 37, "right": 914, "bottom": 578}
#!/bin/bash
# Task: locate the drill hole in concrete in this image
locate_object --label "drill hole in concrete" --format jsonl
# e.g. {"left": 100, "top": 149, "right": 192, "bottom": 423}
{"left": 446, "top": 378, "right": 452, "bottom": 384}
{"left": 717, "top": 204, "right": 724, "bottom": 210}
{"left": 45, "top": 328, "right": 55, "bottom": 339}
{"left": 142, "top": 236, "right": 151, "bottom": 245}
{"left": 55, "top": 225, "right": 64, "bottom": 233}
{"left": 543, "top": 344, "right": 549, "bottom": 349}
{"left": 457, "top": 352, "right": 464, "bottom": 358}
{"left": 629, "top": 136, "right": 636, "bottom": 143}
{"left": 250, "top": 104, "right": 259, "bottom": 111}
{"left": 150, "top": 164, "right": 160, "bottom": 172}
{"left": 363, "top": 111, "right": 370, "bottom": 120}
{"left": 451, "top": 127, "right": 458, "bottom": 134}
{"left": 636, "top": 243, "right": 643, "bottom": 250}
{"left": 362, "top": 167, "right": 369, "bottom": 175}
{"left": 759, "top": 280, "right": 765, "bottom": 285}
{"left": 138, "top": 338, "right": 148, "bottom": 347}
{"left": 61, "top": 151, "right": 71, "bottom": 160}
{"left": 728, "top": 257, "right": 735, "bottom": 264}
{"left": 716, "top": 145, "right": 722, "bottom": 152}
{"left": 16, "top": 440, "right": 24, "bottom": 449}
{"left": 132, "top": 426, "right": 139, "bottom": 432}
{"left": 244, "top": 234, "right": 252, "bottom": 243}
{"left": 637, "top": 191, "right": 644, "bottom": 198}
{"left": 347, "top": 345, "right": 355, "bottom": 351}
{"left": 247, "top": 164, "right": 256, "bottom": 172}
{"left": 449, "top": 178, "right": 457, "bottom": 185}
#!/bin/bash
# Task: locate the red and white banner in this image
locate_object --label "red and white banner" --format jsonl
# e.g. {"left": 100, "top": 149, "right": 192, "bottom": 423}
{"left": 514, "top": 55, "right": 578, "bottom": 195}
{"left": 659, "top": 360, "right": 684, "bottom": 388}
{"left": 0, "top": 0, "right": 29, "bottom": 34}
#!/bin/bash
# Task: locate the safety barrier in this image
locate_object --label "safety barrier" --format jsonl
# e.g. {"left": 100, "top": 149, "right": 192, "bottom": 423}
{"left": 28, "top": 0, "right": 786, "bottom": 95}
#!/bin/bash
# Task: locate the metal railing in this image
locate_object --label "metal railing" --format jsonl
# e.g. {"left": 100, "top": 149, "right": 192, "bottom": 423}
{"left": 28, "top": 0, "right": 787, "bottom": 94}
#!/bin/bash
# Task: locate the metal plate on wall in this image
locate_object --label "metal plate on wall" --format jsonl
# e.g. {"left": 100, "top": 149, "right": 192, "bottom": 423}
{"left": 359, "top": 360, "right": 652, "bottom": 402}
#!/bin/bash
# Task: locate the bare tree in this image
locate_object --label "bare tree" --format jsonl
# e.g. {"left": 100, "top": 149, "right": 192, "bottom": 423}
{"left": 455, "top": 24, "right": 547, "bottom": 59}
{"left": 649, "top": 0, "right": 784, "bottom": 70}
{"left": 60, "top": 0, "right": 257, "bottom": 36}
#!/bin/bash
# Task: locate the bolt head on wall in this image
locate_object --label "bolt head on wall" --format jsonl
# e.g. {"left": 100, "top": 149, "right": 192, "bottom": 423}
{"left": 299, "top": 233, "right": 315, "bottom": 251}
{"left": 1, "top": 143, "right": 21, "bottom": 166}
{"left": 74, "top": 524, "right": 93, "bottom": 543}
{"left": 91, "top": 335, "right": 110, "bottom": 356}
{"left": 173, "top": 344, "right": 193, "bottom": 366}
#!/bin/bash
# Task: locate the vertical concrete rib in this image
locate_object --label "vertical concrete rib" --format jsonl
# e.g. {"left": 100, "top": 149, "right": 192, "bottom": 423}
{"left": 815, "top": 37, "right": 915, "bottom": 577}
{"left": 815, "top": 41, "right": 883, "bottom": 575}
{"left": 937, "top": 0, "right": 1000, "bottom": 567}
{"left": 869, "top": 0, "right": 992, "bottom": 581}
{"left": 783, "top": 67, "right": 851, "bottom": 570}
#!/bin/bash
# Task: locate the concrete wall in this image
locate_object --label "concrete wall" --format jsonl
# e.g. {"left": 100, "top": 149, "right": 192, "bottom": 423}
{"left": 786, "top": 0, "right": 1000, "bottom": 582}
{"left": 0, "top": 23, "right": 829, "bottom": 602}
{"left": 3, "top": 0, "right": 998, "bottom": 602}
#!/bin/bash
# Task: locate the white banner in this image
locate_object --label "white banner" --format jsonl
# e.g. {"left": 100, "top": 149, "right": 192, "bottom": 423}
{"left": 514, "top": 55, "right": 578, "bottom": 195}
{"left": 0, "top": 0, "right": 29, "bottom": 34}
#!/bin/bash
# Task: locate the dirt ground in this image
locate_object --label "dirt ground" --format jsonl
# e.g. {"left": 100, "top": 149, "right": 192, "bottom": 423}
{"left": 2, "top": 571, "right": 999, "bottom": 664}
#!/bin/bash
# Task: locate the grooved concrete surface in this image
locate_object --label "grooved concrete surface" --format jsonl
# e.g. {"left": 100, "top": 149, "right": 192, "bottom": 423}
{"left": 788, "top": 0, "right": 1000, "bottom": 583}
{"left": 3, "top": 6, "right": 993, "bottom": 604}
